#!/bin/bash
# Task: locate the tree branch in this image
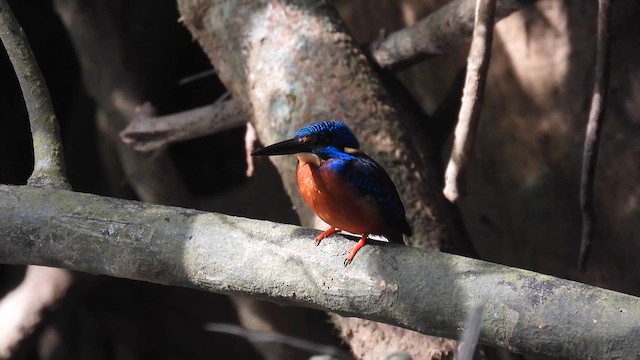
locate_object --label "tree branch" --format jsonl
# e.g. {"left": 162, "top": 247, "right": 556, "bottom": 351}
{"left": 577, "top": 0, "right": 611, "bottom": 271}
{"left": 368, "top": 0, "right": 537, "bottom": 70}
{"left": 0, "top": 0, "right": 69, "bottom": 189}
{"left": 0, "top": 184, "right": 639, "bottom": 359}
{"left": 119, "top": 95, "right": 248, "bottom": 152}
{"left": 444, "top": 0, "right": 497, "bottom": 203}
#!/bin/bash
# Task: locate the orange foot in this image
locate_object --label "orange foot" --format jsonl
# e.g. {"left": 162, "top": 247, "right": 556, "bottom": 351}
{"left": 344, "top": 234, "right": 368, "bottom": 266}
{"left": 315, "top": 227, "right": 339, "bottom": 246}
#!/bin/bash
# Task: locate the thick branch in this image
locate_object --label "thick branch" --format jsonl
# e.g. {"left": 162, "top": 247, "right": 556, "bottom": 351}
{"left": 119, "top": 97, "right": 248, "bottom": 152}
{"left": 0, "top": 0, "right": 69, "bottom": 189}
{"left": 444, "top": 0, "right": 497, "bottom": 203}
{"left": 578, "top": 0, "right": 611, "bottom": 271}
{"left": 369, "top": 0, "right": 536, "bottom": 70}
{"left": 0, "top": 184, "right": 639, "bottom": 358}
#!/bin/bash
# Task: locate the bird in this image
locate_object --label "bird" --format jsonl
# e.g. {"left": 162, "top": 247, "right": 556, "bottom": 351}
{"left": 251, "top": 121, "right": 411, "bottom": 266}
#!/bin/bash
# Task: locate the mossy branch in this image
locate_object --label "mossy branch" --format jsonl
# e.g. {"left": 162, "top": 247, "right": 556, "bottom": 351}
{"left": 0, "top": 184, "right": 638, "bottom": 358}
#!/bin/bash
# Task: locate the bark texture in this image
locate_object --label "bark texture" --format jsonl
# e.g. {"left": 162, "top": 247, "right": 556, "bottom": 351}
{"left": 0, "top": 184, "right": 639, "bottom": 359}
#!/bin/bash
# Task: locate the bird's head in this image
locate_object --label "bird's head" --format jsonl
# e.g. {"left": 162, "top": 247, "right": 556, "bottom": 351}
{"left": 251, "top": 122, "right": 360, "bottom": 164}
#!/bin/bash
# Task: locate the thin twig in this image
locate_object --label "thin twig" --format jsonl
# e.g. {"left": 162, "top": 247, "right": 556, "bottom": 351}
{"left": 454, "top": 305, "right": 484, "bottom": 360}
{"left": 443, "top": 0, "right": 497, "bottom": 203}
{"left": 578, "top": 0, "right": 612, "bottom": 271}
{"left": 119, "top": 93, "right": 247, "bottom": 152}
{"left": 205, "top": 323, "right": 352, "bottom": 360}
{"left": 0, "top": 0, "right": 69, "bottom": 189}
{"left": 369, "top": 0, "right": 537, "bottom": 70}
{"left": 178, "top": 68, "right": 216, "bottom": 85}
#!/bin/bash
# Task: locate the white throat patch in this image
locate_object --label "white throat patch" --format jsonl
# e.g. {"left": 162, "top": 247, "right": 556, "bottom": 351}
{"left": 296, "top": 153, "right": 322, "bottom": 166}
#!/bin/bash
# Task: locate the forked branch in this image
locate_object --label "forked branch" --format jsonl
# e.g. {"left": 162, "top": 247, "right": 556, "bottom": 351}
{"left": 0, "top": 0, "right": 69, "bottom": 189}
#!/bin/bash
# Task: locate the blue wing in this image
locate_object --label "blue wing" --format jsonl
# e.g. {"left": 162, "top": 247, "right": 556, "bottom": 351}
{"left": 325, "top": 151, "right": 412, "bottom": 240}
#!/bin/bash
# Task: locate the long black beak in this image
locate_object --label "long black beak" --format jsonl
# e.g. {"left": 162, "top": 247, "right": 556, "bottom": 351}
{"left": 251, "top": 138, "right": 312, "bottom": 156}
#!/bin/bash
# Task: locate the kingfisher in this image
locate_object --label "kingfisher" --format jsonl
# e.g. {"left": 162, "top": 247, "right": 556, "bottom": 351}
{"left": 252, "top": 121, "right": 411, "bottom": 266}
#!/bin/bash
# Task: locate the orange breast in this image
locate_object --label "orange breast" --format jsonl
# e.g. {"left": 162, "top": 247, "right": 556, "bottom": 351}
{"left": 297, "top": 161, "right": 388, "bottom": 235}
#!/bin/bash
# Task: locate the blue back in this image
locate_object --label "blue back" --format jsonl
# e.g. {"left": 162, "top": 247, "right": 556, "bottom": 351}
{"left": 314, "top": 146, "right": 412, "bottom": 237}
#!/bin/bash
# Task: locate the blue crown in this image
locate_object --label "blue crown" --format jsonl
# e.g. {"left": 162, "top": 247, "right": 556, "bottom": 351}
{"left": 295, "top": 121, "right": 360, "bottom": 149}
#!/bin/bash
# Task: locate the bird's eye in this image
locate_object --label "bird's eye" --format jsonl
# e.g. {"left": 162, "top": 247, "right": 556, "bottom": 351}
{"left": 298, "top": 135, "right": 317, "bottom": 144}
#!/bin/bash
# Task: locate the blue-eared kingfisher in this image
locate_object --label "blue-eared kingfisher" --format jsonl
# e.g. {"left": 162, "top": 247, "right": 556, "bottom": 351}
{"left": 252, "top": 121, "right": 411, "bottom": 266}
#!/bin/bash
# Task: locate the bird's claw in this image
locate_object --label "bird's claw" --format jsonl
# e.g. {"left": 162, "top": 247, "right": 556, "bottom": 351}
{"left": 344, "top": 249, "right": 357, "bottom": 267}
{"left": 343, "top": 235, "right": 367, "bottom": 267}
{"left": 315, "top": 228, "right": 338, "bottom": 246}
